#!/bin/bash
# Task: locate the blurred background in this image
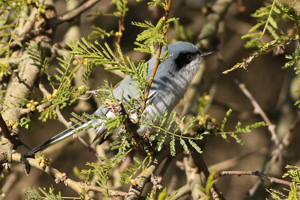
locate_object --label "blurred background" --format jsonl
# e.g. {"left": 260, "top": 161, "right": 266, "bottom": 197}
{"left": 3, "top": 0, "right": 300, "bottom": 199}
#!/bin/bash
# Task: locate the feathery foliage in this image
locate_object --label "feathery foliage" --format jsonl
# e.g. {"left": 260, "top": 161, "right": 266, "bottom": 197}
{"left": 145, "top": 111, "right": 203, "bottom": 156}
{"left": 69, "top": 38, "right": 148, "bottom": 81}
{"left": 132, "top": 17, "right": 179, "bottom": 55}
{"left": 24, "top": 187, "right": 62, "bottom": 200}
{"left": 80, "top": 149, "right": 134, "bottom": 198}
{"left": 37, "top": 52, "right": 89, "bottom": 122}
{"left": 220, "top": 109, "right": 266, "bottom": 144}
{"left": 0, "top": 2, "right": 23, "bottom": 57}
{"left": 283, "top": 165, "right": 300, "bottom": 184}
{"left": 266, "top": 165, "right": 300, "bottom": 199}
{"left": 242, "top": 0, "right": 287, "bottom": 48}
{"left": 88, "top": 0, "right": 128, "bottom": 40}
{"left": 283, "top": 45, "right": 300, "bottom": 73}
{"left": 224, "top": 0, "right": 300, "bottom": 74}
{"left": 120, "top": 156, "right": 148, "bottom": 183}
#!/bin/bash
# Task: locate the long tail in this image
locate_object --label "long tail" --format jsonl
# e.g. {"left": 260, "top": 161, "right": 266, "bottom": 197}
{"left": 24, "top": 118, "right": 93, "bottom": 157}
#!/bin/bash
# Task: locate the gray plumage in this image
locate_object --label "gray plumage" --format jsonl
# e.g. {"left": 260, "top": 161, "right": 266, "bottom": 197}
{"left": 25, "top": 42, "right": 208, "bottom": 157}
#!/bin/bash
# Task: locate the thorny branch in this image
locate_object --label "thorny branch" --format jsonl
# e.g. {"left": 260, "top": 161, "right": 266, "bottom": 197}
{"left": 11, "top": 153, "right": 127, "bottom": 199}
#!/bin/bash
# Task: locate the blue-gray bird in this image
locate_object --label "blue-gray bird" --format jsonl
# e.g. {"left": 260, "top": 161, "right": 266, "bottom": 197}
{"left": 25, "top": 42, "right": 210, "bottom": 157}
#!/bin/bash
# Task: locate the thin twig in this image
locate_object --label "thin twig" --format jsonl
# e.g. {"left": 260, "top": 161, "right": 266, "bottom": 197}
{"left": 234, "top": 78, "right": 284, "bottom": 196}
{"left": 39, "top": 82, "right": 51, "bottom": 97}
{"left": 140, "top": 0, "right": 172, "bottom": 114}
{"left": 208, "top": 147, "right": 268, "bottom": 172}
{"left": 39, "top": 82, "right": 73, "bottom": 128}
{"left": 57, "top": 0, "right": 99, "bottom": 25}
{"left": 0, "top": 171, "right": 17, "bottom": 200}
{"left": 36, "top": 83, "right": 53, "bottom": 111}
{"left": 216, "top": 170, "right": 299, "bottom": 188}
{"left": 55, "top": 107, "right": 72, "bottom": 128}
{"left": 234, "top": 79, "right": 279, "bottom": 146}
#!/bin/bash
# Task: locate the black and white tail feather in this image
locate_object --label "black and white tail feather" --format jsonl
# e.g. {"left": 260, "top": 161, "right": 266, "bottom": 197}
{"left": 24, "top": 42, "right": 211, "bottom": 157}
{"left": 25, "top": 119, "right": 93, "bottom": 156}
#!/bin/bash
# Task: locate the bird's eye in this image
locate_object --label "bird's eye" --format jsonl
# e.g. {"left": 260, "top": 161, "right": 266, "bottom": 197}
{"left": 187, "top": 54, "right": 194, "bottom": 61}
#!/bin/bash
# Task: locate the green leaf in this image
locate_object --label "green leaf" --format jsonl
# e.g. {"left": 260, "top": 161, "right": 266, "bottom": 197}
{"left": 179, "top": 138, "right": 189, "bottom": 154}
{"left": 170, "top": 135, "right": 176, "bottom": 156}
{"left": 188, "top": 139, "right": 202, "bottom": 154}
{"left": 156, "top": 131, "right": 167, "bottom": 152}
{"left": 220, "top": 109, "right": 232, "bottom": 132}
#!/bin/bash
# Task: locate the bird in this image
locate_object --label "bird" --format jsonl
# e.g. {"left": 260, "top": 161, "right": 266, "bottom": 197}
{"left": 25, "top": 41, "right": 211, "bottom": 157}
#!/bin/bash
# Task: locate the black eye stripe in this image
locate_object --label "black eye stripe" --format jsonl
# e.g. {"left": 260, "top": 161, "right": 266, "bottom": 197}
{"left": 174, "top": 51, "right": 200, "bottom": 70}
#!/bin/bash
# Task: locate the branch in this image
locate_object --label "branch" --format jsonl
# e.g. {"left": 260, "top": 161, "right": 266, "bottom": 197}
{"left": 55, "top": 107, "right": 73, "bottom": 128}
{"left": 215, "top": 170, "right": 299, "bottom": 188}
{"left": 56, "top": 0, "right": 99, "bottom": 25}
{"left": 2, "top": 0, "right": 99, "bottom": 55}
{"left": 85, "top": 185, "right": 127, "bottom": 198}
{"left": 2, "top": 44, "right": 42, "bottom": 125}
{"left": 11, "top": 153, "right": 127, "bottom": 198}
{"left": 234, "top": 79, "right": 279, "bottom": 146}
{"left": 125, "top": 141, "right": 184, "bottom": 200}
{"left": 233, "top": 78, "right": 285, "bottom": 196}
{"left": 1, "top": 38, "right": 52, "bottom": 156}
{"left": 4, "top": 27, "right": 47, "bottom": 54}
{"left": 169, "top": 184, "right": 191, "bottom": 200}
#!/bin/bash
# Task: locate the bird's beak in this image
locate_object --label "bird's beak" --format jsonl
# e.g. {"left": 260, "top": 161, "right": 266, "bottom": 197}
{"left": 201, "top": 51, "right": 213, "bottom": 57}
